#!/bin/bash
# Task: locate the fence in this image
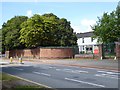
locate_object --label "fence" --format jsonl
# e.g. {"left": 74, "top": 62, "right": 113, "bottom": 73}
{"left": 102, "top": 43, "right": 116, "bottom": 59}
{"left": 74, "top": 42, "right": 120, "bottom": 60}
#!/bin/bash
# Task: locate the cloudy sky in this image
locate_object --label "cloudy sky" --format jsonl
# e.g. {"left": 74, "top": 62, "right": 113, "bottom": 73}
{"left": 0, "top": 1, "right": 118, "bottom": 33}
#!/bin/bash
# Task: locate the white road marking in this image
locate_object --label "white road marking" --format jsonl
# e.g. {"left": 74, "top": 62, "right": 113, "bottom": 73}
{"left": 95, "top": 74, "right": 119, "bottom": 79}
{"left": 14, "top": 68, "right": 23, "bottom": 71}
{"left": 75, "top": 70, "right": 88, "bottom": 73}
{"left": 55, "top": 68, "right": 88, "bottom": 74}
{"left": 97, "top": 71, "right": 119, "bottom": 75}
{"left": 56, "top": 69, "right": 61, "bottom": 71}
{"left": 82, "top": 67, "right": 118, "bottom": 72}
{"left": 33, "top": 72, "right": 51, "bottom": 77}
{"left": 40, "top": 73, "right": 51, "bottom": 76}
{"left": 65, "top": 78, "right": 105, "bottom": 88}
{"left": 97, "top": 71, "right": 107, "bottom": 73}
{"left": 64, "top": 69, "right": 72, "bottom": 71}
{"left": 48, "top": 67, "right": 56, "bottom": 69}
{"left": 106, "top": 72, "right": 120, "bottom": 75}
{"left": 63, "top": 69, "right": 88, "bottom": 74}
{"left": 33, "top": 72, "right": 42, "bottom": 74}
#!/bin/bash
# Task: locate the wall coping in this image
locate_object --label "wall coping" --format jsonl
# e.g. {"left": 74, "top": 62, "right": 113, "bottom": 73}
{"left": 115, "top": 42, "right": 120, "bottom": 45}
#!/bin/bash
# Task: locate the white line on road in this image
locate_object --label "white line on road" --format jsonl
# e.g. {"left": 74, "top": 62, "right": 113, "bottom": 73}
{"left": 55, "top": 68, "right": 88, "bottom": 74}
{"left": 65, "top": 78, "right": 105, "bottom": 88}
{"left": 64, "top": 69, "right": 72, "bottom": 71}
{"left": 56, "top": 69, "right": 61, "bottom": 71}
{"left": 63, "top": 69, "right": 88, "bottom": 74}
{"left": 81, "top": 67, "right": 118, "bottom": 72}
{"left": 97, "top": 71, "right": 119, "bottom": 75}
{"left": 97, "top": 71, "right": 107, "bottom": 73}
{"left": 14, "top": 68, "right": 23, "bottom": 71}
{"left": 95, "top": 74, "right": 119, "bottom": 79}
{"left": 74, "top": 70, "right": 88, "bottom": 73}
{"left": 48, "top": 67, "right": 56, "bottom": 69}
{"left": 106, "top": 72, "right": 120, "bottom": 75}
{"left": 41, "top": 73, "right": 51, "bottom": 76}
{"left": 33, "top": 72, "right": 51, "bottom": 77}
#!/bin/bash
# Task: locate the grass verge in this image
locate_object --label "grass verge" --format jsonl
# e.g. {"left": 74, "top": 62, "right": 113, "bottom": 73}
{"left": 0, "top": 72, "right": 53, "bottom": 90}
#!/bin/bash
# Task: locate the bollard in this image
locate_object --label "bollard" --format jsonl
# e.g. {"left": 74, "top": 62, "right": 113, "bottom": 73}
{"left": 10, "top": 57, "right": 13, "bottom": 64}
{"left": 19, "top": 57, "right": 23, "bottom": 64}
{"left": 114, "top": 56, "right": 116, "bottom": 60}
{"left": 101, "top": 56, "right": 103, "bottom": 60}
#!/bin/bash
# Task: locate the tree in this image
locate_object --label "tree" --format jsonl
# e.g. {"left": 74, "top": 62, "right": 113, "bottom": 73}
{"left": 115, "top": 3, "right": 120, "bottom": 41}
{"left": 42, "top": 13, "right": 59, "bottom": 46}
{"left": 42, "top": 14, "right": 77, "bottom": 46}
{"left": 57, "top": 18, "right": 77, "bottom": 46}
{"left": 92, "top": 3, "right": 120, "bottom": 43}
{"left": 2, "top": 16, "right": 28, "bottom": 52}
{"left": 19, "top": 13, "right": 77, "bottom": 48}
{"left": 20, "top": 14, "right": 44, "bottom": 48}
{"left": 0, "top": 29, "right": 2, "bottom": 53}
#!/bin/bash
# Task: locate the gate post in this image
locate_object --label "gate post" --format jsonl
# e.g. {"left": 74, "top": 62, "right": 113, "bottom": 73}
{"left": 98, "top": 44, "right": 104, "bottom": 60}
{"left": 115, "top": 42, "right": 120, "bottom": 60}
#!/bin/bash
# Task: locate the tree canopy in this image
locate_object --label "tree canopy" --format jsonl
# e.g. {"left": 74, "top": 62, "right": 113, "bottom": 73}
{"left": 92, "top": 3, "right": 120, "bottom": 43}
{"left": 19, "top": 13, "right": 77, "bottom": 48}
{"left": 2, "top": 16, "right": 28, "bottom": 52}
{"left": 1, "top": 13, "right": 77, "bottom": 52}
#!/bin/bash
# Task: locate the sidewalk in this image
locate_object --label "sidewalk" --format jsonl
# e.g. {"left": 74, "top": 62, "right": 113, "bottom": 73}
{"left": 37, "top": 59, "right": 119, "bottom": 71}
{"left": 2, "top": 58, "right": 119, "bottom": 71}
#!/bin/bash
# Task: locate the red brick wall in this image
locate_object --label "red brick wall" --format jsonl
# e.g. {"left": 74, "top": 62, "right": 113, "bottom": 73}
{"left": 6, "top": 47, "right": 74, "bottom": 59}
{"left": 116, "top": 42, "right": 120, "bottom": 60}
{"left": 40, "top": 48, "right": 73, "bottom": 59}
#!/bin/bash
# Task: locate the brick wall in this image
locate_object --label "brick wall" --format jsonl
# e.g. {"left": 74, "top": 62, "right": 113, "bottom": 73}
{"left": 115, "top": 42, "right": 120, "bottom": 60}
{"left": 40, "top": 48, "right": 73, "bottom": 59}
{"left": 5, "top": 47, "right": 74, "bottom": 59}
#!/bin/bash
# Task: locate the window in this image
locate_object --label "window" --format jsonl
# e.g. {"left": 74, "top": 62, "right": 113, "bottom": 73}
{"left": 82, "top": 38, "right": 84, "bottom": 43}
{"left": 86, "top": 48, "right": 89, "bottom": 50}
{"left": 91, "top": 37, "right": 93, "bottom": 42}
{"left": 83, "top": 46, "right": 84, "bottom": 50}
{"left": 90, "top": 47, "right": 92, "bottom": 51}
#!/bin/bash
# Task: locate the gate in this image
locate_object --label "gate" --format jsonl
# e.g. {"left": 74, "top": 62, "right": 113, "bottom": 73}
{"left": 102, "top": 43, "right": 116, "bottom": 59}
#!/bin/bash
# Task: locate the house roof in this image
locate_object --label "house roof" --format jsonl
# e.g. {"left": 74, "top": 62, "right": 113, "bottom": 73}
{"left": 76, "top": 31, "right": 94, "bottom": 38}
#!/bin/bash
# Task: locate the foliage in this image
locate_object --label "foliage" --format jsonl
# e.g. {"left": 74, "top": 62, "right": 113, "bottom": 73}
{"left": 0, "top": 29, "right": 2, "bottom": 52}
{"left": 2, "top": 13, "right": 77, "bottom": 52}
{"left": 92, "top": 3, "right": 120, "bottom": 43}
{"left": 20, "top": 13, "right": 77, "bottom": 48}
{"left": 2, "top": 16, "right": 28, "bottom": 52}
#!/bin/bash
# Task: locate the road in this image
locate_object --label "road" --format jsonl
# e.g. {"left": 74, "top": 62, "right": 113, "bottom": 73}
{"left": 2, "top": 62, "right": 120, "bottom": 89}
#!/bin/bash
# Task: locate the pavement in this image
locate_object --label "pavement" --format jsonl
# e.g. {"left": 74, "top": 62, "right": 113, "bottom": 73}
{"left": 1, "top": 58, "right": 119, "bottom": 71}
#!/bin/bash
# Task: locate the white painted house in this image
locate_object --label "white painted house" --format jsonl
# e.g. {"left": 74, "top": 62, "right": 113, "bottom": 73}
{"left": 76, "top": 31, "right": 99, "bottom": 54}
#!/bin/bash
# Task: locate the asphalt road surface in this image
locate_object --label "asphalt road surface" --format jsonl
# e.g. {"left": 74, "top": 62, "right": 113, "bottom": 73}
{"left": 2, "top": 62, "right": 120, "bottom": 89}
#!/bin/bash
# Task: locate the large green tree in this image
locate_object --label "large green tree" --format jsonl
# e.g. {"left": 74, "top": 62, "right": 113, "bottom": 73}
{"left": 20, "top": 14, "right": 44, "bottom": 48}
{"left": 2, "top": 16, "right": 28, "bottom": 52}
{"left": 20, "top": 13, "right": 77, "bottom": 48}
{"left": 92, "top": 3, "right": 120, "bottom": 43}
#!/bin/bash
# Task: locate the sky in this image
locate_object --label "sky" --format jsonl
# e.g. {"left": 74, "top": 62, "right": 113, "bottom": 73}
{"left": 0, "top": 1, "right": 119, "bottom": 33}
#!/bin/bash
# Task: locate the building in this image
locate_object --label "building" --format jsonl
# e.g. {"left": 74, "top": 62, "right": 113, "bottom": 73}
{"left": 76, "top": 31, "right": 99, "bottom": 54}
